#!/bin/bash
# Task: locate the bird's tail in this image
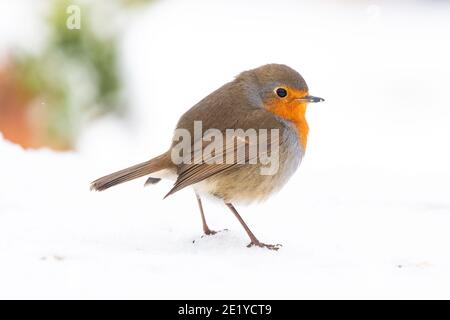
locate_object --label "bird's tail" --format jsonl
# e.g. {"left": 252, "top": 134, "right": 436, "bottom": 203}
{"left": 90, "top": 152, "right": 171, "bottom": 192}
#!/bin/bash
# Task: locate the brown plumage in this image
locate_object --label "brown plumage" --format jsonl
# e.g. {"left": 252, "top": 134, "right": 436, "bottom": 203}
{"left": 91, "top": 64, "right": 324, "bottom": 250}
{"left": 90, "top": 152, "right": 171, "bottom": 191}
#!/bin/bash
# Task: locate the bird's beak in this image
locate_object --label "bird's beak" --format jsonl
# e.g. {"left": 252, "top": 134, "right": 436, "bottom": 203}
{"left": 296, "top": 95, "right": 325, "bottom": 103}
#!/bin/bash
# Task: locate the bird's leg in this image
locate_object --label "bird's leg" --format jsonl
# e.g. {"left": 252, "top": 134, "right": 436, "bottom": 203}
{"left": 225, "top": 203, "right": 282, "bottom": 251}
{"left": 195, "top": 192, "right": 217, "bottom": 236}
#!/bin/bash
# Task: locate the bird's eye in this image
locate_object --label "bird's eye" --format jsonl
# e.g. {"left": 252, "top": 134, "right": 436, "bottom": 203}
{"left": 276, "top": 88, "right": 287, "bottom": 98}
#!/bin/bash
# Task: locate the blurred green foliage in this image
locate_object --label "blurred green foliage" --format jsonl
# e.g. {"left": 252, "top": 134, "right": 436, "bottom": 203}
{"left": 47, "top": 0, "right": 121, "bottom": 114}
{"left": 14, "top": 0, "right": 124, "bottom": 148}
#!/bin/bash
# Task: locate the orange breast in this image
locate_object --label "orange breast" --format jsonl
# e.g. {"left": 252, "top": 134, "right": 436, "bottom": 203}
{"left": 266, "top": 99, "right": 309, "bottom": 149}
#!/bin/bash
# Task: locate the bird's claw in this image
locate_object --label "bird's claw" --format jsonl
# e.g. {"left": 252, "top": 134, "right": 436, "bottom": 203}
{"left": 201, "top": 228, "right": 229, "bottom": 238}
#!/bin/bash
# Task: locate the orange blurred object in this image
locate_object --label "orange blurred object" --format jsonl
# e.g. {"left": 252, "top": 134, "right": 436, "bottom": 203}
{"left": 0, "top": 63, "right": 71, "bottom": 151}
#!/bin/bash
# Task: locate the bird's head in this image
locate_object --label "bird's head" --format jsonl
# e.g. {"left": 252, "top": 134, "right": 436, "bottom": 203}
{"left": 237, "top": 64, "right": 324, "bottom": 148}
{"left": 247, "top": 63, "right": 323, "bottom": 110}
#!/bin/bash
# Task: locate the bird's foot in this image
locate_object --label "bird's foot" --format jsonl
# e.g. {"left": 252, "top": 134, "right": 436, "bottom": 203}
{"left": 201, "top": 228, "right": 229, "bottom": 238}
{"left": 247, "top": 241, "right": 282, "bottom": 251}
{"left": 193, "top": 229, "right": 229, "bottom": 243}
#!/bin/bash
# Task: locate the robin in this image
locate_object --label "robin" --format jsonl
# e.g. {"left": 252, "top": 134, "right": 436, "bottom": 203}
{"left": 91, "top": 64, "right": 324, "bottom": 250}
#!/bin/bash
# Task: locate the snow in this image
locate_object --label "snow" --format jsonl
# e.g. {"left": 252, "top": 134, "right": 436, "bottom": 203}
{"left": 1, "top": 0, "right": 450, "bottom": 299}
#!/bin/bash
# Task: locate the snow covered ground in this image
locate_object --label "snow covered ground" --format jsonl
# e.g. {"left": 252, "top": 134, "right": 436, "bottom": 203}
{"left": 1, "top": 0, "right": 450, "bottom": 299}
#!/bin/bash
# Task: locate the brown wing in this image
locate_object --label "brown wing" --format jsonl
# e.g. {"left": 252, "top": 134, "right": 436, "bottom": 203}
{"left": 164, "top": 130, "right": 280, "bottom": 198}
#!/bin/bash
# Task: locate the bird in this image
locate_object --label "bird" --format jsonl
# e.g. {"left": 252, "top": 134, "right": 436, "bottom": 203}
{"left": 90, "top": 64, "right": 324, "bottom": 250}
